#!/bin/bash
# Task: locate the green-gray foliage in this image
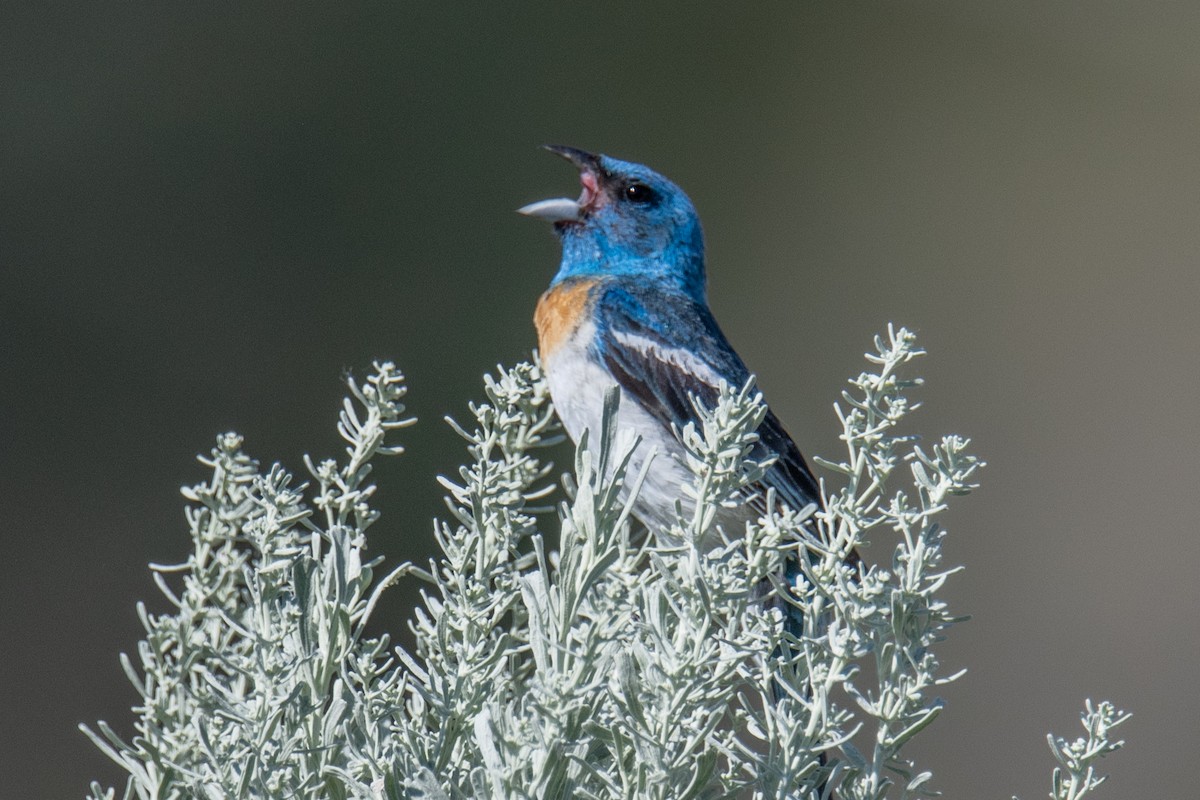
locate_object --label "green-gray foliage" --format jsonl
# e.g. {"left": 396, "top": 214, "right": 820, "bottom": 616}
{"left": 82, "top": 327, "right": 1127, "bottom": 799}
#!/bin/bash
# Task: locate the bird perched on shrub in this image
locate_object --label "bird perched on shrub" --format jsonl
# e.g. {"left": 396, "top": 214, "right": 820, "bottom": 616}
{"left": 519, "top": 146, "right": 822, "bottom": 540}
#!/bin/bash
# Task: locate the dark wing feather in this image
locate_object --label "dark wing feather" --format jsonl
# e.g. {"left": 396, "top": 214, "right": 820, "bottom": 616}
{"left": 593, "top": 281, "right": 821, "bottom": 516}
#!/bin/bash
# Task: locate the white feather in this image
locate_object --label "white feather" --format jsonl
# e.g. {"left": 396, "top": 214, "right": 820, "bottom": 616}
{"left": 611, "top": 329, "right": 725, "bottom": 388}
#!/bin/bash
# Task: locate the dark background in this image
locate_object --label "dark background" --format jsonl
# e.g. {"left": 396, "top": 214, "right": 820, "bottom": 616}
{"left": 3, "top": 3, "right": 1196, "bottom": 796}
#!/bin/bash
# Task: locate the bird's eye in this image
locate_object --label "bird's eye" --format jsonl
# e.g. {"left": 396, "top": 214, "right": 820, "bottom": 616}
{"left": 623, "top": 182, "right": 654, "bottom": 204}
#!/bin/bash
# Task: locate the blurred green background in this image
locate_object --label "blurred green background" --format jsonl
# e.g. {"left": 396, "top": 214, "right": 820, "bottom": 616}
{"left": 2, "top": 3, "right": 1196, "bottom": 795}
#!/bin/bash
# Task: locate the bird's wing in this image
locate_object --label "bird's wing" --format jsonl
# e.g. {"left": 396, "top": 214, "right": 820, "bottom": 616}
{"left": 593, "top": 282, "right": 821, "bottom": 515}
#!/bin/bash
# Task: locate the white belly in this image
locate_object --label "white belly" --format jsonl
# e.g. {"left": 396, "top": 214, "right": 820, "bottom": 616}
{"left": 543, "top": 322, "right": 707, "bottom": 537}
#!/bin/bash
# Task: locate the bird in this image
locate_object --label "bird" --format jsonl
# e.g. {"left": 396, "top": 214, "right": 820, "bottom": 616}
{"left": 519, "top": 147, "right": 843, "bottom": 797}
{"left": 518, "top": 145, "right": 823, "bottom": 542}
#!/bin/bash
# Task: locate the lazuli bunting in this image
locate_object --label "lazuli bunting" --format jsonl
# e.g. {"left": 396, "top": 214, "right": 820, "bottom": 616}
{"left": 519, "top": 146, "right": 821, "bottom": 540}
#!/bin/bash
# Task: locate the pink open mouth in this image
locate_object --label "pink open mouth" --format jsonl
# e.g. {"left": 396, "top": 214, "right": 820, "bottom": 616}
{"left": 578, "top": 169, "right": 602, "bottom": 212}
{"left": 516, "top": 146, "right": 607, "bottom": 225}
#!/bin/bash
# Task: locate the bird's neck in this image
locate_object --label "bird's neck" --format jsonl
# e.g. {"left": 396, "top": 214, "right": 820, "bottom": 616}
{"left": 553, "top": 237, "right": 707, "bottom": 303}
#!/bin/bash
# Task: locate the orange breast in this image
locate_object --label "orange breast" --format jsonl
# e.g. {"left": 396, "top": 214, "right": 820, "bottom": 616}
{"left": 534, "top": 279, "right": 597, "bottom": 361}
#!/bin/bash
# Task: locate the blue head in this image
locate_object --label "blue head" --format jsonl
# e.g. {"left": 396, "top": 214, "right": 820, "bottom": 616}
{"left": 519, "top": 146, "right": 707, "bottom": 301}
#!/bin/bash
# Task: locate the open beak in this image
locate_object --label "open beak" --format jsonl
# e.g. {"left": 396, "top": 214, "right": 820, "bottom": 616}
{"left": 516, "top": 196, "right": 582, "bottom": 223}
{"left": 517, "top": 145, "right": 604, "bottom": 223}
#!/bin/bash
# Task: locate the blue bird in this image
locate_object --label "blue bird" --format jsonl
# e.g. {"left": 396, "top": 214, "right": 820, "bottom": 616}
{"left": 518, "top": 146, "right": 822, "bottom": 540}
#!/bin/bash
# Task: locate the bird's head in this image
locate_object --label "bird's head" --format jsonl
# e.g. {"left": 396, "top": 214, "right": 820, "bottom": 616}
{"left": 519, "top": 146, "right": 707, "bottom": 300}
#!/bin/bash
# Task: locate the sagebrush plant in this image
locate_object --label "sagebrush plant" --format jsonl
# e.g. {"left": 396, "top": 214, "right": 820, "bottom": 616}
{"left": 83, "top": 326, "right": 1127, "bottom": 799}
